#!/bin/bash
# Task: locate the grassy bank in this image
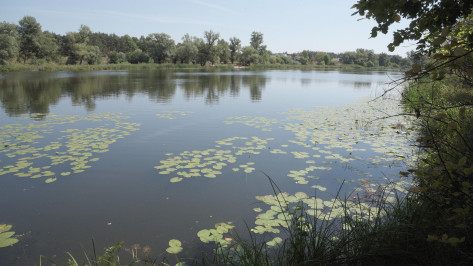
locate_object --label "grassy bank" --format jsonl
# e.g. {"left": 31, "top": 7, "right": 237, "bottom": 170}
{"left": 0, "top": 63, "right": 234, "bottom": 73}
{"left": 246, "top": 63, "right": 404, "bottom": 72}
{"left": 0, "top": 62, "right": 404, "bottom": 73}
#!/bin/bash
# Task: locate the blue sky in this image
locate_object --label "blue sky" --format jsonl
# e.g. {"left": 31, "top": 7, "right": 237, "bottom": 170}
{"left": 1, "top": 0, "right": 415, "bottom": 56}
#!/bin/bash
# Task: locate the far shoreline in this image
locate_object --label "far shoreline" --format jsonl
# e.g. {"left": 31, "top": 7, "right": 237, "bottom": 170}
{"left": 0, "top": 63, "right": 406, "bottom": 74}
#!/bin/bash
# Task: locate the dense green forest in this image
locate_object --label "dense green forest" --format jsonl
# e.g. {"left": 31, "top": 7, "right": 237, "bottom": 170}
{"left": 0, "top": 16, "right": 413, "bottom": 70}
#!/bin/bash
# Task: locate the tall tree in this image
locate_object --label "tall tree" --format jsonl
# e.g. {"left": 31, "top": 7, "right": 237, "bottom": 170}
{"left": 250, "top": 31, "right": 264, "bottom": 51}
{"left": 146, "top": 33, "right": 175, "bottom": 63}
{"left": 216, "top": 39, "right": 230, "bottom": 64}
{"left": 175, "top": 34, "right": 198, "bottom": 64}
{"left": 65, "top": 25, "right": 101, "bottom": 65}
{"left": 239, "top": 46, "right": 259, "bottom": 66}
{"left": 17, "top": 16, "right": 42, "bottom": 63}
{"left": 37, "top": 31, "right": 58, "bottom": 62}
{"left": 229, "top": 37, "right": 241, "bottom": 64}
{"left": 197, "top": 30, "right": 220, "bottom": 65}
{"left": 0, "top": 22, "right": 19, "bottom": 65}
{"left": 119, "top": 34, "right": 137, "bottom": 54}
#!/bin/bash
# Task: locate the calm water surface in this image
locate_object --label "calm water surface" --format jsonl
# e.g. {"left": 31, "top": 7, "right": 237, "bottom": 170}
{"left": 0, "top": 69, "right": 410, "bottom": 264}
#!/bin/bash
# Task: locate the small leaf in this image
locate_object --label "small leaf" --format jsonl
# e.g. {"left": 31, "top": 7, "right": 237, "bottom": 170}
{"left": 411, "top": 64, "right": 421, "bottom": 74}
{"left": 427, "top": 234, "right": 438, "bottom": 242}
{"left": 432, "top": 37, "right": 445, "bottom": 46}
{"left": 454, "top": 47, "right": 467, "bottom": 57}
{"left": 45, "top": 177, "right": 57, "bottom": 183}
{"left": 166, "top": 239, "right": 183, "bottom": 254}
{"left": 169, "top": 239, "right": 182, "bottom": 247}
{"left": 393, "top": 14, "right": 401, "bottom": 22}
{"left": 0, "top": 238, "right": 19, "bottom": 248}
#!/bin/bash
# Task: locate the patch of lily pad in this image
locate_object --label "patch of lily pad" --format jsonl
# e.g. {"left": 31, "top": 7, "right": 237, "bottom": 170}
{"left": 0, "top": 113, "right": 140, "bottom": 183}
{"left": 0, "top": 224, "right": 19, "bottom": 248}
{"left": 224, "top": 116, "right": 278, "bottom": 132}
{"left": 156, "top": 111, "right": 194, "bottom": 119}
{"left": 287, "top": 166, "right": 330, "bottom": 185}
{"left": 281, "top": 98, "right": 415, "bottom": 172}
{"left": 166, "top": 239, "right": 183, "bottom": 254}
{"left": 197, "top": 222, "right": 235, "bottom": 247}
{"left": 157, "top": 137, "right": 273, "bottom": 182}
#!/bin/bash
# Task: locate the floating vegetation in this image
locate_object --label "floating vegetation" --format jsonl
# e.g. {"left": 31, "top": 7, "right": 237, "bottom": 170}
{"left": 282, "top": 99, "right": 415, "bottom": 171}
{"left": 156, "top": 111, "right": 194, "bottom": 119}
{"left": 166, "top": 239, "right": 183, "bottom": 254}
{"left": 0, "top": 224, "right": 19, "bottom": 248}
{"left": 312, "top": 184, "right": 327, "bottom": 191}
{"left": 269, "top": 148, "right": 287, "bottom": 154}
{"left": 159, "top": 97, "right": 416, "bottom": 253}
{"left": 156, "top": 137, "right": 273, "bottom": 182}
{"left": 0, "top": 113, "right": 140, "bottom": 183}
{"left": 197, "top": 223, "right": 235, "bottom": 247}
{"left": 287, "top": 166, "right": 329, "bottom": 185}
{"left": 266, "top": 237, "right": 283, "bottom": 247}
{"left": 223, "top": 116, "right": 278, "bottom": 132}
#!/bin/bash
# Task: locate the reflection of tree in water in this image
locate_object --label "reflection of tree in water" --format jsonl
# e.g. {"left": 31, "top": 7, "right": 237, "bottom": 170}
{"left": 179, "top": 73, "right": 267, "bottom": 103}
{"left": 242, "top": 75, "right": 266, "bottom": 102}
{"left": 354, "top": 81, "right": 372, "bottom": 89}
{"left": 229, "top": 75, "right": 241, "bottom": 97}
{"left": 0, "top": 76, "right": 63, "bottom": 116}
{"left": 338, "top": 80, "right": 372, "bottom": 90}
{"left": 0, "top": 71, "right": 267, "bottom": 116}
{"left": 139, "top": 71, "right": 176, "bottom": 103}
{"left": 180, "top": 74, "right": 233, "bottom": 104}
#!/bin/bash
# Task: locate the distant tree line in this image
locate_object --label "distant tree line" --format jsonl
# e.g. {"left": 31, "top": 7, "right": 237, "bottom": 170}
{"left": 0, "top": 16, "right": 413, "bottom": 68}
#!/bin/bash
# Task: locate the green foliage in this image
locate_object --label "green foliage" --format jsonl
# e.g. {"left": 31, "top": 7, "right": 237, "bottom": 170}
{"left": 108, "top": 51, "right": 126, "bottom": 64}
{"left": 18, "top": 16, "right": 42, "bottom": 63}
{"left": 229, "top": 37, "right": 241, "bottom": 64}
{"left": 353, "top": 0, "right": 473, "bottom": 52}
{"left": 0, "top": 34, "right": 18, "bottom": 65}
{"left": 127, "top": 49, "right": 149, "bottom": 64}
{"left": 175, "top": 34, "right": 199, "bottom": 64}
{"left": 0, "top": 224, "right": 19, "bottom": 248}
{"left": 0, "top": 15, "right": 413, "bottom": 71}
{"left": 146, "top": 33, "right": 175, "bottom": 64}
{"left": 197, "top": 179, "right": 469, "bottom": 265}
{"left": 402, "top": 79, "right": 473, "bottom": 255}
{"left": 250, "top": 31, "right": 265, "bottom": 52}
{"left": 239, "top": 46, "right": 260, "bottom": 66}
{"left": 216, "top": 39, "right": 230, "bottom": 64}
{"left": 196, "top": 30, "right": 220, "bottom": 66}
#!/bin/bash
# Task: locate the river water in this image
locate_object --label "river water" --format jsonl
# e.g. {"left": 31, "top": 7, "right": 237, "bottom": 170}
{"left": 0, "top": 69, "right": 414, "bottom": 264}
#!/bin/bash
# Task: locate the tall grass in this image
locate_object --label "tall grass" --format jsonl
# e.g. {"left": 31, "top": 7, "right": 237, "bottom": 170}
{"left": 195, "top": 178, "right": 454, "bottom": 265}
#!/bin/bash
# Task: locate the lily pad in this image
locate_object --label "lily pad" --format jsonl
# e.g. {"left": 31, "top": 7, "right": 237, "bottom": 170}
{"left": 0, "top": 224, "right": 19, "bottom": 248}
{"left": 166, "top": 239, "right": 183, "bottom": 254}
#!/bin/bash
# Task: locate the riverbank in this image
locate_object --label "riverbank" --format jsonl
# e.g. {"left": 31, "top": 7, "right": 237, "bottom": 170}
{"left": 0, "top": 62, "right": 404, "bottom": 73}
